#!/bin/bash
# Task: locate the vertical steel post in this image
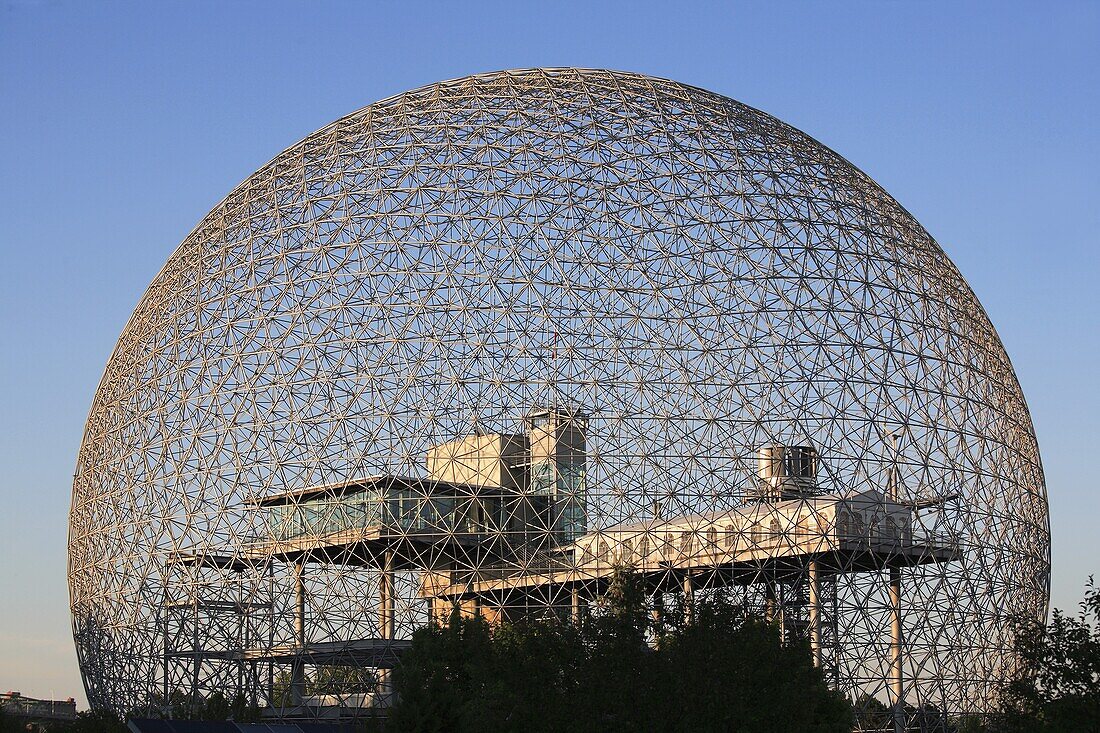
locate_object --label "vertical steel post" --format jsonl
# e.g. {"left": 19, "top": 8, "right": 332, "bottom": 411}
{"left": 291, "top": 559, "right": 306, "bottom": 707}
{"left": 682, "top": 573, "right": 694, "bottom": 625}
{"left": 890, "top": 566, "right": 904, "bottom": 733}
{"left": 380, "top": 550, "right": 394, "bottom": 639}
{"left": 887, "top": 432, "right": 905, "bottom": 733}
{"left": 266, "top": 561, "right": 274, "bottom": 710}
{"left": 161, "top": 582, "right": 170, "bottom": 717}
{"left": 377, "top": 551, "right": 395, "bottom": 704}
{"left": 237, "top": 573, "right": 246, "bottom": 702}
{"left": 809, "top": 559, "right": 821, "bottom": 668}
{"left": 652, "top": 588, "right": 664, "bottom": 632}
{"left": 191, "top": 598, "right": 200, "bottom": 710}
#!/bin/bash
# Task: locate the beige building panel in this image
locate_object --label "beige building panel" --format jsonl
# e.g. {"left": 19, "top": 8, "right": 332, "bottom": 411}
{"left": 425, "top": 433, "right": 527, "bottom": 490}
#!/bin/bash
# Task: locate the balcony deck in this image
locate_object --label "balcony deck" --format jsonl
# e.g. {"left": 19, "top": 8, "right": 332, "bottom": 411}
{"left": 421, "top": 489, "right": 962, "bottom": 601}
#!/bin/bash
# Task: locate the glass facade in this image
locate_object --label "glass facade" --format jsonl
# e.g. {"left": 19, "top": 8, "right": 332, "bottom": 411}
{"left": 265, "top": 487, "right": 505, "bottom": 541}
{"left": 262, "top": 409, "right": 589, "bottom": 547}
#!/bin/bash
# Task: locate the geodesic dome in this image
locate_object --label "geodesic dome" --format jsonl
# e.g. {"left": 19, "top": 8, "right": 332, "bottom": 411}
{"left": 69, "top": 68, "right": 1049, "bottom": 725}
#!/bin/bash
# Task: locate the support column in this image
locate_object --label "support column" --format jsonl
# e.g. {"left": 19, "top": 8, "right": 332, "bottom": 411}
{"left": 377, "top": 551, "right": 395, "bottom": 705}
{"left": 682, "top": 574, "right": 694, "bottom": 626}
{"left": 809, "top": 559, "right": 821, "bottom": 668}
{"left": 571, "top": 585, "right": 586, "bottom": 624}
{"left": 237, "top": 581, "right": 248, "bottom": 706}
{"left": 886, "top": 431, "right": 906, "bottom": 732}
{"left": 291, "top": 559, "right": 306, "bottom": 707}
{"left": 191, "top": 599, "right": 200, "bottom": 711}
{"left": 379, "top": 551, "right": 394, "bottom": 639}
{"left": 890, "top": 566, "right": 904, "bottom": 733}
{"left": 161, "top": 580, "right": 171, "bottom": 718}
{"left": 652, "top": 589, "right": 664, "bottom": 633}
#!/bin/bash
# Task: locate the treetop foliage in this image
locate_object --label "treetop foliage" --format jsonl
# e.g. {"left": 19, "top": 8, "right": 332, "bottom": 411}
{"left": 995, "top": 576, "right": 1100, "bottom": 732}
{"left": 387, "top": 569, "right": 852, "bottom": 733}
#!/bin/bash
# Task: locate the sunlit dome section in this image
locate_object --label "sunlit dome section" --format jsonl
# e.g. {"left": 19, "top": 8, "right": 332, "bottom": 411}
{"left": 68, "top": 68, "right": 1049, "bottom": 728}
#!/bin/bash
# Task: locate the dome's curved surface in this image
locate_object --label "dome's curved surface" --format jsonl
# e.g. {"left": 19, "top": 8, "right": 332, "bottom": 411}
{"left": 69, "top": 68, "right": 1049, "bottom": 723}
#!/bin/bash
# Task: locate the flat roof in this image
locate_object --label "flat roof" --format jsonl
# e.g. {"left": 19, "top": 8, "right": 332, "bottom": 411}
{"left": 166, "top": 550, "right": 265, "bottom": 570}
{"left": 244, "top": 475, "right": 395, "bottom": 507}
{"left": 596, "top": 488, "right": 915, "bottom": 536}
{"left": 245, "top": 474, "right": 523, "bottom": 507}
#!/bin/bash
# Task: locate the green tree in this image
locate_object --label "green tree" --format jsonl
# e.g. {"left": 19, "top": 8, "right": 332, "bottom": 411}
{"left": 227, "top": 693, "right": 262, "bottom": 722}
{"left": 388, "top": 570, "right": 853, "bottom": 733}
{"left": 387, "top": 608, "right": 496, "bottom": 732}
{"left": 59, "top": 711, "right": 127, "bottom": 733}
{"left": 565, "top": 567, "right": 666, "bottom": 733}
{"left": 997, "top": 577, "right": 1100, "bottom": 732}
{"left": 201, "top": 692, "right": 230, "bottom": 721}
{"left": 468, "top": 617, "right": 583, "bottom": 733}
{"left": 309, "top": 665, "right": 378, "bottom": 697}
{"left": 661, "top": 597, "right": 850, "bottom": 733}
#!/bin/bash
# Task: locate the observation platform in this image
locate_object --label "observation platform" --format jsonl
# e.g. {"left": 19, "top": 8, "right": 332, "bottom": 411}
{"left": 240, "top": 475, "right": 959, "bottom": 607}
{"left": 164, "top": 637, "right": 410, "bottom": 669}
{"left": 420, "top": 489, "right": 961, "bottom": 605}
{"left": 243, "top": 475, "right": 528, "bottom": 570}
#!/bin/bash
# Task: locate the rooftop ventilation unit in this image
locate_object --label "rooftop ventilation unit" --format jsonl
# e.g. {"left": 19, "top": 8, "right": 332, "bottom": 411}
{"left": 756, "top": 445, "right": 819, "bottom": 502}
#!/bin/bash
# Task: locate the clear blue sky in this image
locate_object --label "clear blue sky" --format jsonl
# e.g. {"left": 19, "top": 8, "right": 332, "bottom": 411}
{"left": 1, "top": 0, "right": 1097, "bottom": 707}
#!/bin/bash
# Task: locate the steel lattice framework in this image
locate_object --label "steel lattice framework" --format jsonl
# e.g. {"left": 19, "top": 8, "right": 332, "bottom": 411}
{"left": 69, "top": 68, "right": 1049, "bottom": 728}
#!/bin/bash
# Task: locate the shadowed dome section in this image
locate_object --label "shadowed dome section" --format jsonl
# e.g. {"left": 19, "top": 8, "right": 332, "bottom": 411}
{"left": 69, "top": 68, "right": 1048, "bottom": 726}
